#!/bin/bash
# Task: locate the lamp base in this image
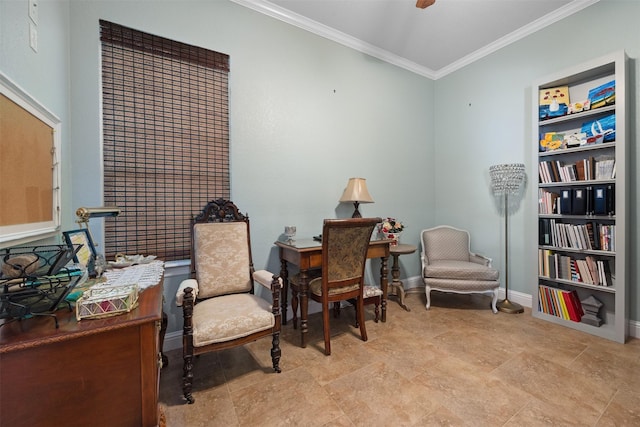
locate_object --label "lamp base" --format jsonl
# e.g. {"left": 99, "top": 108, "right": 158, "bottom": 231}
{"left": 497, "top": 298, "right": 524, "bottom": 314}
{"left": 352, "top": 201, "right": 362, "bottom": 218}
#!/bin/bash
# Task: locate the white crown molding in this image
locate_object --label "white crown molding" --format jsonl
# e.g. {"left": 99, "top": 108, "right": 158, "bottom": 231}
{"left": 230, "top": 0, "right": 437, "bottom": 79}
{"left": 231, "top": 0, "right": 599, "bottom": 80}
{"left": 433, "top": 0, "right": 601, "bottom": 79}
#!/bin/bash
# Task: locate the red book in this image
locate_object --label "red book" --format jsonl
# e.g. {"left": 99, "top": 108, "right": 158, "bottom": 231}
{"left": 562, "top": 291, "right": 579, "bottom": 321}
{"left": 569, "top": 290, "right": 584, "bottom": 319}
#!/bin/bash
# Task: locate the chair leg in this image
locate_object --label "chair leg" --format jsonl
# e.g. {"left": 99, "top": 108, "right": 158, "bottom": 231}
{"left": 374, "top": 296, "right": 380, "bottom": 322}
{"left": 271, "top": 331, "right": 282, "bottom": 372}
{"left": 182, "top": 352, "right": 195, "bottom": 404}
{"left": 425, "top": 285, "right": 432, "bottom": 310}
{"left": 333, "top": 302, "right": 341, "bottom": 318}
{"left": 291, "top": 287, "right": 299, "bottom": 329}
{"left": 357, "top": 297, "right": 367, "bottom": 342}
{"left": 322, "top": 302, "right": 332, "bottom": 355}
{"left": 491, "top": 288, "right": 498, "bottom": 314}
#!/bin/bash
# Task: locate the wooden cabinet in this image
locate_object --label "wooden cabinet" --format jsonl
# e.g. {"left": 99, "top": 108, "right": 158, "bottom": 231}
{"left": 0, "top": 282, "right": 163, "bottom": 427}
{"left": 531, "top": 50, "right": 628, "bottom": 343}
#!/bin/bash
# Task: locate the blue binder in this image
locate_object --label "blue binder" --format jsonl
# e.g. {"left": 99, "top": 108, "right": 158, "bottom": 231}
{"left": 593, "top": 185, "right": 607, "bottom": 215}
{"left": 571, "top": 188, "right": 586, "bottom": 215}
{"left": 560, "top": 189, "right": 572, "bottom": 214}
{"left": 607, "top": 184, "right": 615, "bottom": 215}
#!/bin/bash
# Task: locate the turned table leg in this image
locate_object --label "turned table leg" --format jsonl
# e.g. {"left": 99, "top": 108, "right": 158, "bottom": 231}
{"left": 388, "top": 244, "right": 417, "bottom": 312}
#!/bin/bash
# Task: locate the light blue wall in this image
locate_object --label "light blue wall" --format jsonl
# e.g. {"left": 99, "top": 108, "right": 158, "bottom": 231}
{"left": 434, "top": 0, "right": 639, "bottom": 321}
{"left": 1, "top": 0, "right": 637, "bottom": 332}
{"left": 65, "top": 0, "right": 435, "bottom": 331}
{"left": 0, "top": 0, "right": 71, "bottom": 233}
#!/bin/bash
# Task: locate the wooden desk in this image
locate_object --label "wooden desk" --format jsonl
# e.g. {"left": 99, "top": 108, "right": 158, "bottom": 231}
{"left": 275, "top": 238, "right": 390, "bottom": 348}
{"left": 0, "top": 282, "right": 163, "bottom": 427}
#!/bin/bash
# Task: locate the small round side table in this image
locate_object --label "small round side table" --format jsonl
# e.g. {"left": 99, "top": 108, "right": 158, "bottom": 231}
{"left": 389, "top": 243, "right": 417, "bottom": 311}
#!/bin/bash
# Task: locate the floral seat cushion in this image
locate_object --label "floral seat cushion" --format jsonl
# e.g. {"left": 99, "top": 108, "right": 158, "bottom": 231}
{"left": 192, "top": 293, "right": 274, "bottom": 347}
{"left": 363, "top": 285, "right": 383, "bottom": 298}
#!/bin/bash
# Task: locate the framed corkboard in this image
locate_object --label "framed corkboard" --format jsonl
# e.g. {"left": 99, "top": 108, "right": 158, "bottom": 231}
{"left": 0, "top": 72, "right": 61, "bottom": 247}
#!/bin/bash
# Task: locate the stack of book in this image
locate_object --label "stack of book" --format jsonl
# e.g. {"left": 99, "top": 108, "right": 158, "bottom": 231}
{"left": 538, "top": 189, "right": 559, "bottom": 214}
{"left": 538, "top": 157, "right": 615, "bottom": 184}
{"left": 538, "top": 250, "right": 613, "bottom": 287}
{"left": 538, "top": 284, "right": 584, "bottom": 322}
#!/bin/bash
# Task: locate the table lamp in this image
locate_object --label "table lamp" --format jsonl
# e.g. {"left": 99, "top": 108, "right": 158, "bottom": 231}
{"left": 75, "top": 206, "right": 121, "bottom": 244}
{"left": 489, "top": 163, "right": 526, "bottom": 314}
{"left": 339, "top": 178, "right": 374, "bottom": 218}
{"left": 76, "top": 207, "right": 121, "bottom": 224}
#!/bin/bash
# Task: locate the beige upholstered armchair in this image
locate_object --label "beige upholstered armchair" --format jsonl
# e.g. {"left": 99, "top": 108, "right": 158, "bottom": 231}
{"left": 175, "top": 199, "right": 282, "bottom": 404}
{"left": 420, "top": 225, "right": 499, "bottom": 313}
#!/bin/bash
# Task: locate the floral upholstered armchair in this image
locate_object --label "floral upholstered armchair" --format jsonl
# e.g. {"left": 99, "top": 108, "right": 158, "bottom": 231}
{"left": 175, "top": 199, "right": 282, "bottom": 404}
{"left": 420, "top": 225, "right": 499, "bottom": 313}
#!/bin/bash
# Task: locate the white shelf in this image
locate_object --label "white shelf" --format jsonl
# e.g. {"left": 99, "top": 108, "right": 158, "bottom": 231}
{"left": 531, "top": 50, "right": 628, "bottom": 343}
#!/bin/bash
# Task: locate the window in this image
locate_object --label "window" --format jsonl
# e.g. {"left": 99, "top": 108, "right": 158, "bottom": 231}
{"left": 100, "top": 20, "right": 230, "bottom": 261}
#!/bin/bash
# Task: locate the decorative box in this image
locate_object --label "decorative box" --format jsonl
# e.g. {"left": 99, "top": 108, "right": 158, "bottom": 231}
{"left": 587, "top": 80, "right": 615, "bottom": 109}
{"left": 581, "top": 114, "right": 616, "bottom": 144}
{"left": 539, "top": 86, "right": 569, "bottom": 120}
{"left": 76, "top": 283, "right": 139, "bottom": 320}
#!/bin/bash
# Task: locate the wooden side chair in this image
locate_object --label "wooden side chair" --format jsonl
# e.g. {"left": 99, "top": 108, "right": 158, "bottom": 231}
{"left": 175, "top": 199, "right": 282, "bottom": 404}
{"left": 289, "top": 273, "right": 382, "bottom": 328}
{"left": 362, "top": 285, "right": 383, "bottom": 323}
{"left": 309, "top": 217, "right": 381, "bottom": 355}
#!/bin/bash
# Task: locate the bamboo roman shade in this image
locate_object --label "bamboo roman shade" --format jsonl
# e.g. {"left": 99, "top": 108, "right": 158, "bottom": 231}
{"left": 100, "top": 20, "right": 230, "bottom": 261}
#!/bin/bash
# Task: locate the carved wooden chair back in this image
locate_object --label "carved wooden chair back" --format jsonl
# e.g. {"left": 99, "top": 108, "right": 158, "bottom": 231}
{"left": 176, "top": 199, "right": 282, "bottom": 404}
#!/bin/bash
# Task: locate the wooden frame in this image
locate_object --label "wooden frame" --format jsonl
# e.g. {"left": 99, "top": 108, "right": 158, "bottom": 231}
{"left": 63, "top": 229, "right": 96, "bottom": 268}
{"left": 180, "top": 199, "right": 282, "bottom": 404}
{"left": 0, "top": 72, "right": 61, "bottom": 248}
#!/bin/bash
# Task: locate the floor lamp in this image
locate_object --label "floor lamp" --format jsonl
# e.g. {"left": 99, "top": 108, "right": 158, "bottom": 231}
{"left": 489, "top": 163, "right": 526, "bottom": 314}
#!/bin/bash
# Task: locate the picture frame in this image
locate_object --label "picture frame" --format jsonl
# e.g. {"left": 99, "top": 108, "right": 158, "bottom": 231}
{"left": 63, "top": 229, "right": 96, "bottom": 268}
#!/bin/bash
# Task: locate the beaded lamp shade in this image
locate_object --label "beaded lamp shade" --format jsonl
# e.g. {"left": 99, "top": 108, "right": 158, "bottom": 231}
{"left": 489, "top": 163, "right": 526, "bottom": 196}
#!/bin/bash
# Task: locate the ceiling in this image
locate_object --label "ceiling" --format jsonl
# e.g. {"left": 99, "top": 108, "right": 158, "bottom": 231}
{"left": 231, "top": 0, "right": 600, "bottom": 79}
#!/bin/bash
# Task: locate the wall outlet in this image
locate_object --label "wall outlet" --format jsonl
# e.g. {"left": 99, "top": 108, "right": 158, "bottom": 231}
{"left": 29, "top": 21, "right": 38, "bottom": 52}
{"left": 29, "top": 0, "right": 38, "bottom": 25}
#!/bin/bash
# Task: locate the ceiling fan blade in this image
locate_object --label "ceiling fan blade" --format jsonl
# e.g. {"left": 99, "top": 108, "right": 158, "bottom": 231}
{"left": 416, "top": 0, "right": 436, "bottom": 9}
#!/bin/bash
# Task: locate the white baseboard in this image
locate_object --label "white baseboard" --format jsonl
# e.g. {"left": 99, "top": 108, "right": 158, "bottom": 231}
{"left": 629, "top": 319, "right": 640, "bottom": 339}
{"left": 163, "top": 276, "right": 638, "bottom": 353}
{"left": 164, "top": 330, "right": 183, "bottom": 352}
{"left": 402, "top": 275, "right": 639, "bottom": 340}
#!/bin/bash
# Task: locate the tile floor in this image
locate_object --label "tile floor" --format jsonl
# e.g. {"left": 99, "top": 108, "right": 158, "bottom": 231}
{"left": 159, "top": 292, "right": 640, "bottom": 426}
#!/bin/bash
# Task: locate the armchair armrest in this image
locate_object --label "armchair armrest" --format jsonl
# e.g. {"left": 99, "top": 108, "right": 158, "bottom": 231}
{"left": 420, "top": 251, "right": 429, "bottom": 277}
{"left": 253, "top": 270, "right": 282, "bottom": 319}
{"left": 176, "top": 278, "right": 199, "bottom": 306}
{"left": 253, "top": 270, "right": 283, "bottom": 292}
{"left": 470, "top": 252, "right": 492, "bottom": 267}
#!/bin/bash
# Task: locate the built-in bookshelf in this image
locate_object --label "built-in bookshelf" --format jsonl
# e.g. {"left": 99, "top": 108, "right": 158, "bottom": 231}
{"left": 531, "top": 51, "right": 628, "bottom": 343}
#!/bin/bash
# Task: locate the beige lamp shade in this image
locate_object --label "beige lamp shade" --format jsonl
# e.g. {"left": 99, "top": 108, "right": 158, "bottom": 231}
{"left": 339, "top": 178, "right": 374, "bottom": 218}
